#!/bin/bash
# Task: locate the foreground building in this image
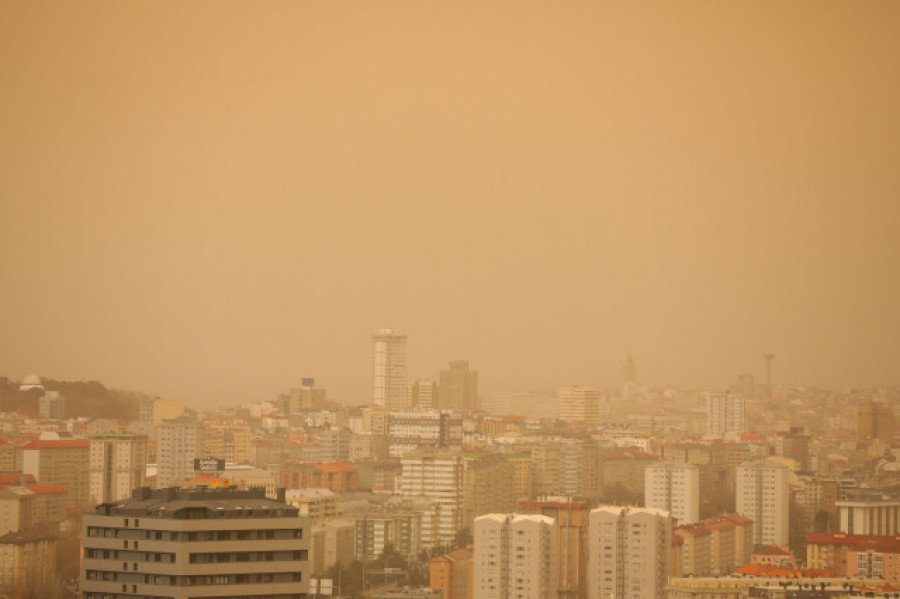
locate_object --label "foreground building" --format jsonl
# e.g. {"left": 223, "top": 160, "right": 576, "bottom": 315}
{"left": 81, "top": 486, "right": 309, "bottom": 599}
{"left": 473, "top": 513, "right": 559, "bottom": 599}
{"left": 587, "top": 506, "right": 672, "bottom": 599}
{"left": 736, "top": 459, "right": 790, "bottom": 546}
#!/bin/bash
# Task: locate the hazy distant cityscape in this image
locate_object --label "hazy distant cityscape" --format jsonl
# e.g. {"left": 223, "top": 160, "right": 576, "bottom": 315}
{"left": 1, "top": 328, "right": 900, "bottom": 598}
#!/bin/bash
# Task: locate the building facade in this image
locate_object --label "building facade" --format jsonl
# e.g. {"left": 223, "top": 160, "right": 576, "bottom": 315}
{"left": 736, "top": 459, "right": 790, "bottom": 546}
{"left": 587, "top": 506, "right": 672, "bottom": 599}
{"left": 373, "top": 328, "right": 408, "bottom": 412}
{"left": 645, "top": 461, "right": 700, "bottom": 525}
{"left": 89, "top": 434, "right": 148, "bottom": 506}
{"left": 81, "top": 486, "right": 309, "bottom": 599}
{"left": 440, "top": 361, "right": 478, "bottom": 412}
{"left": 558, "top": 387, "right": 600, "bottom": 427}
{"left": 473, "top": 513, "right": 559, "bottom": 599}
{"left": 705, "top": 393, "right": 745, "bottom": 438}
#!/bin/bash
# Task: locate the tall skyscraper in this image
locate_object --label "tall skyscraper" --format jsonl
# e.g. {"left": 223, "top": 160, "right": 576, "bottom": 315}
{"left": 88, "top": 434, "right": 148, "bottom": 505}
{"left": 644, "top": 462, "right": 700, "bottom": 525}
{"left": 559, "top": 387, "right": 600, "bottom": 426}
{"left": 439, "top": 361, "right": 478, "bottom": 411}
{"left": 858, "top": 401, "right": 895, "bottom": 443}
{"left": 473, "top": 513, "right": 559, "bottom": 599}
{"left": 372, "top": 328, "right": 408, "bottom": 412}
{"left": 587, "top": 506, "right": 672, "bottom": 599}
{"left": 736, "top": 459, "right": 790, "bottom": 546}
{"left": 705, "top": 393, "right": 745, "bottom": 438}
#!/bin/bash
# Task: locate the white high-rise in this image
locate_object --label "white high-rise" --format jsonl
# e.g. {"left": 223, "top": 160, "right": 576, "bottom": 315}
{"left": 473, "top": 513, "right": 559, "bottom": 599}
{"left": 156, "top": 417, "right": 205, "bottom": 489}
{"left": 559, "top": 387, "right": 601, "bottom": 426}
{"left": 705, "top": 393, "right": 745, "bottom": 437}
{"left": 88, "top": 434, "right": 148, "bottom": 505}
{"left": 644, "top": 461, "right": 700, "bottom": 525}
{"left": 373, "top": 328, "right": 408, "bottom": 412}
{"left": 736, "top": 459, "right": 790, "bottom": 546}
{"left": 400, "top": 450, "right": 464, "bottom": 547}
{"left": 588, "top": 506, "right": 672, "bottom": 599}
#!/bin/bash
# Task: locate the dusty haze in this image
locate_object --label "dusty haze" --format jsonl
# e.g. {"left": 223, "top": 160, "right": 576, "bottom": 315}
{"left": 1, "top": 1, "right": 898, "bottom": 409}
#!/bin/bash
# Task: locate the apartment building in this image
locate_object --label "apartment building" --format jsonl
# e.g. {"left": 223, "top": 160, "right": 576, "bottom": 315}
{"left": 473, "top": 513, "right": 559, "bottom": 599}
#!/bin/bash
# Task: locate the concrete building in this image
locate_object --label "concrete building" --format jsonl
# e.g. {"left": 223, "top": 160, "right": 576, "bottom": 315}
{"left": 373, "top": 328, "right": 408, "bottom": 412}
{"left": 736, "top": 459, "right": 790, "bottom": 546}
{"left": 287, "top": 378, "right": 327, "bottom": 413}
{"left": 355, "top": 510, "right": 422, "bottom": 560}
{"left": 388, "top": 411, "right": 463, "bottom": 458}
{"left": 410, "top": 379, "right": 439, "bottom": 410}
{"left": 22, "top": 438, "right": 90, "bottom": 510}
{"left": 89, "top": 434, "right": 148, "bottom": 506}
{"left": 155, "top": 417, "right": 204, "bottom": 489}
{"left": 38, "top": 390, "right": 65, "bottom": 420}
{"left": 837, "top": 500, "right": 900, "bottom": 536}
{"left": 152, "top": 398, "right": 185, "bottom": 425}
{"left": 645, "top": 461, "right": 700, "bottom": 525}
{"left": 284, "top": 488, "right": 338, "bottom": 522}
{"left": 440, "top": 361, "right": 478, "bottom": 412}
{"left": 0, "top": 528, "right": 57, "bottom": 598}
{"left": 706, "top": 393, "right": 745, "bottom": 438}
{"left": 400, "top": 450, "right": 465, "bottom": 547}
{"left": 81, "top": 486, "right": 309, "bottom": 599}
{"left": 309, "top": 518, "right": 354, "bottom": 575}
{"left": 558, "top": 387, "right": 600, "bottom": 426}
{"left": 473, "top": 513, "right": 559, "bottom": 599}
{"left": 858, "top": 401, "right": 895, "bottom": 444}
{"left": 463, "top": 454, "right": 517, "bottom": 527}
{"left": 587, "top": 506, "right": 673, "bottom": 599}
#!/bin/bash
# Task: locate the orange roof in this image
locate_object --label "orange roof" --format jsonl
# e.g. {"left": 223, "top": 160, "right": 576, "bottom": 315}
{"left": 740, "top": 432, "right": 767, "bottom": 442}
{"left": 318, "top": 460, "right": 357, "bottom": 472}
{"left": 0, "top": 474, "right": 36, "bottom": 485}
{"left": 23, "top": 439, "right": 89, "bottom": 450}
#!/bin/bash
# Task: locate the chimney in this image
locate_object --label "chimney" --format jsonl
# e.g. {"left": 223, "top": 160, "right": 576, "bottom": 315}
{"left": 277, "top": 487, "right": 286, "bottom": 503}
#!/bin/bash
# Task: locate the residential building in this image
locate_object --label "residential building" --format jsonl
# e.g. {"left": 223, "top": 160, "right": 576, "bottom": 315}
{"left": 155, "top": 416, "right": 204, "bottom": 489}
{"left": 736, "top": 459, "right": 790, "bottom": 546}
{"left": 0, "top": 528, "right": 57, "bottom": 598}
{"left": 38, "top": 390, "right": 65, "bottom": 420}
{"left": 645, "top": 461, "right": 700, "bottom": 525}
{"left": 705, "top": 393, "right": 745, "bottom": 438}
{"left": 558, "top": 387, "right": 600, "bottom": 426}
{"left": 22, "top": 438, "right": 90, "bottom": 510}
{"left": 410, "top": 379, "right": 439, "bottom": 410}
{"left": 81, "top": 486, "right": 309, "bottom": 599}
{"left": 354, "top": 510, "right": 422, "bottom": 560}
{"left": 587, "top": 506, "right": 673, "bottom": 599}
{"left": 373, "top": 328, "right": 408, "bottom": 412}
{"left": 388, "top": 411, "right": 463, "bottom": 458}
{"left": 463, "top": 454, "right": 517, "bottom": 526}
{"left": 858, "top": 401, "right": 894, "bottom": 444}
{"left": 473, "top": 513, "right": 559, "bottom": 599}
{"left": 400, "top": 450, "right": 464, "bottom": 547}
{"left": 431, "top": 547, "right": 473, "bottom": 599}
{"left": 88, "top": 433, "right": 148, "bottom": 505}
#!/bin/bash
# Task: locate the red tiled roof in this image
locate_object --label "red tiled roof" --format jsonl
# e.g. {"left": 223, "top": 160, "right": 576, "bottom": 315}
{"left": 806, "top": 532, "right": 900, "bottom": 553}
{"left": 753, "top": 544, "right": 791, "bottom": 556}
{"left": 740, "top": 433, "right": 767, "bottom": 441}
{"left": 318, "top": 460, "right": 357, "bottom": 472}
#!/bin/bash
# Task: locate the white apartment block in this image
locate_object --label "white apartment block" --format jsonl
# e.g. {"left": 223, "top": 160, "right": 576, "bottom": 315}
{"left": 558, "top": 387, "right": 601, "bottom": 426}
{"left": 736, "top": 459, "right": 790, "bottom": 546}
{"left": 388, "top": 411, "right": 463, "bottom": 458}
{"left": 400, "top": 450, "right": 464, "bottom": 547}
{"left": 588, "top": 506, "right": 672, "bottom": 599}
{"left": 89, "top": 434, "right": 148, "bottom": 506}
{"left": 473, "top": 513, "right": 559, "bottom": 599}
{"left": 156, "top": 418, "right": 205, "bottom": 489}
{"left": 644, "top": 461, "right": 700, "bottom": 525}
{"left": 705, "top": 393, "right": 745, "bottom": 438}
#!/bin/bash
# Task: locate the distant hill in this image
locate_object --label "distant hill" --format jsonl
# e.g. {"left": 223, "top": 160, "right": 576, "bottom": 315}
{"left": 0, "top": 377, "right": 147, "bottom": 420}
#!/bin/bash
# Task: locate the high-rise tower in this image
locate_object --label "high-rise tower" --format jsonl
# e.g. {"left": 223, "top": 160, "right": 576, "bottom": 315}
{"left": 372, "top": 328, "right": 408, "bottom": 412}
{"left": 439, "top": 360, "right": 478, "bottom": 411}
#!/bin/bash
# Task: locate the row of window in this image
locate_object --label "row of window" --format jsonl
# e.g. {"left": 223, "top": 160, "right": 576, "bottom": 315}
{"left": 84, "top": 571, "right": 302, "bottom": 585}
{"left": 86, "top": 527, "right": 303, "bottom": 541}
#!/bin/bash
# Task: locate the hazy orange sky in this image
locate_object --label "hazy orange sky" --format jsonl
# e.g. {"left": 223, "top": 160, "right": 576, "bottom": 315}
{"left": 2, "top": 2, "right": 898, "bottom": 409}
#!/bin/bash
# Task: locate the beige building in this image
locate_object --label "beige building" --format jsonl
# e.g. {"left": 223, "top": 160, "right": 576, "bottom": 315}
{"left": 155, "top": 417, "right": 204, "bottom": 489}
{"left": 309, "top": 518, "right": 354, "bottom": 575}
{"left": 463, "top": 454, "right": 517, "bottom": 527}
{"left": 558, "top": 387, "right": 600, "bottom": 426}
{"left": 431, "top": 547, "right": 473, "bottom": 599}
{"left": 81, "top": 486, "right": 309, "bottom": 598}
{"left": 285, "top": 488, "right": 338, "bottom": 522}
{"left": 473, "top": 513, "right": 559, "bottom": 599}
{"left": 22, "top": 438, "right": 90, "bottom": 510}
{"left": 89, "top": 434, "right": 148, "bottom": 506}
{"left": 401, "top": 450, "right": 464, "bottom": 547}
{"left": 588, "top": 506, "right": 672, "bottom": 599}
{"left": 0, "top": 528, "right": 57, "bottom": 598}
{"left": 737, "top": 459, "right": 790, "bottom": 546}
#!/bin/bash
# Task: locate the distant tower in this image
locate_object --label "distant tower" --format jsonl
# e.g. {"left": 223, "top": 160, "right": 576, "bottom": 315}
{"left": 763, "top": 354, "right": 775, "bottom": 397}
{"left": 372, "top": 328, "right": 408, "bottom": 411}
{"left": 439, "top": 360, "right": 478, "bottom": 411}
{"left": 623, "top": 354, "right": 637, "bottom": 400}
